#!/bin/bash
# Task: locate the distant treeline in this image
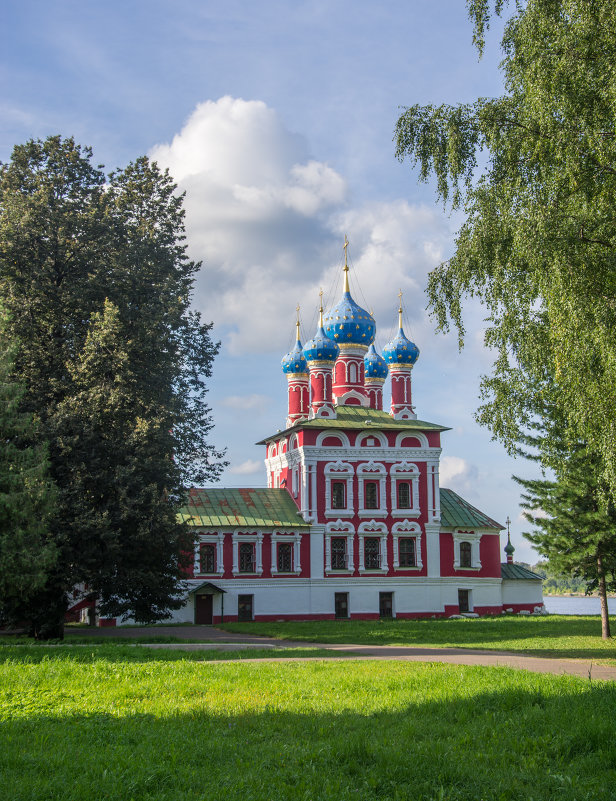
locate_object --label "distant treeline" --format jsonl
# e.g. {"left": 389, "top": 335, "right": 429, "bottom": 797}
{"left": 519, "top": 562, "right": 588, "bottom": 595}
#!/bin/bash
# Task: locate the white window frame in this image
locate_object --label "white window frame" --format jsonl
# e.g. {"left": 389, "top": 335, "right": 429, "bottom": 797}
{"left": 357, "top": 461, "right": 387, "bottom": 517}
{"left": 452, "top": 530, "right": 482, "bottom": 571}
{"left": 390, "top": 461, "right": 420, "bottom": 518}
{"left": 194, "top": 532, "right": 225, "bottom": 576}
{"left": 392, "top": 520, "right": 423, "bottom": 570}
{"left": 325, "top": 520, "right": 354, "bottom": 573}
{"left": 324, "top": 461, "right": 354, "bottom": 517}
{"left": 270, "top": 531, "right": 302, "bottom": 575}
{"left": 232, "top": 531, "right": 264, "bottom": 576}
{"left": 357, "top": 520, "right": 388, "bottom": 573}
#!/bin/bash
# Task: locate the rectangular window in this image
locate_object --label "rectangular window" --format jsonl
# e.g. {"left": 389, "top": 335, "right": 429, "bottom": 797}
{"left": 238, "top": 594, "right": 253, "bottom": 621}
{"left": 200, "top": 543, "right": 216, "bottom": 573}
{"left": 459, "top": 541, "right": 472, "bottom": 568}
{"left": 277, "top": 542, "right": 293, "bottom": 573}
{"left": 379, "top": 592, "right": 393, "bottom": 618}
{"left": 335, "top": 592, "right": 349, "bottom": 619}
{"left": 239, "top": 542, "right": 255, "bottom": 573}
{"left": 364, "top": 481, "right": 378, "bottom": 509}
{"left": 397, "top": 482, "right": 411, "bottom": 509}
{"left": 331, "top": 537, "right": 347, "bottom": 570}
{"left": 399, "top": 538, "right": 416, "bottom": 568}
{"left": 331, "top": 481, "right": 346, "bottom": 509}
{"left": 364, "top": 537, "right": 381, "bottom": 569}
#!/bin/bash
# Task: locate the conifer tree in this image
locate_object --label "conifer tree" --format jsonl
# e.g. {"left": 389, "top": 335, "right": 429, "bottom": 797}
{"left": 0, "top": 314, "right": 56, "bottom": 624}
{"left": 0, "top": 136, "right": 224, "bottom": 636}
{"left": 515, "top": 443, "right": 616, "bottom": 639}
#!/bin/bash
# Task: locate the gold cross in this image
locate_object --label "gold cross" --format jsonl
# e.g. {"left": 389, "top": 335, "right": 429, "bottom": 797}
{"left": 343, "top": 235, "right": 349, "bottom": 271}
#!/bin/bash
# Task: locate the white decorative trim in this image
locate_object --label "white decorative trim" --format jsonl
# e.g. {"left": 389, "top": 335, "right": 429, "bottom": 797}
{"left": 324, "top": 460, "right": 354, "bottom": 517}
{"left": 270, "top": 531, "right": 302, "bottom": 575}
{"left": 453, "top": 530, "right": 482, "bottom": 570}
{"left": 194, "top": 532, "right": 225, "bottom": 576}
{"left": 390, "top": 461, "right": 420, "bottom": 517}
{"left": 357, "top": 520, "right": 388, "bottom": 573}
{"left": 392, "top": 520, "right": 423, "bottom": 570}
{"left": 316, "top": 430, "right": 351, "bottom": 448}
{"left": 324, "top": 525, "right": 354, "bottom": 573}
{"left": 357, "top": 461, "right": 387, "bottom": 517}
{"left": 335, "top": 390, "right": 369, "bottom": 407}
{"left": 395, "top": 431, "right": 429, "bottom": 448}
{"left": 232, "top": 531, "right": 264, "bottom": 576}
{"left": 356, "top": 430, "right": 388, "bottom": 448}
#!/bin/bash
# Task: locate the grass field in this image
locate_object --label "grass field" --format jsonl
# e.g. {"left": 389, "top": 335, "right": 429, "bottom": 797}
{"left": 1, "top": 646, "right": 615, "bottom": 801}
{"left": 219, "top": 615, "right": 616, "bottom": 662}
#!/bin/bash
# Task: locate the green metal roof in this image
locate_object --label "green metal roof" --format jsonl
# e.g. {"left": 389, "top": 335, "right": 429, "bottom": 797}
{"left": 257, "top": 406, "right": 449, "bottom": 444}
{"left": 501, "top": 563, "right": 543, "bottom": 581}
{"left": 439, "top": 488, "right": 503, "bottom": 530}
{"left": 179, "top": 488, "right": 310, "bottom": 528}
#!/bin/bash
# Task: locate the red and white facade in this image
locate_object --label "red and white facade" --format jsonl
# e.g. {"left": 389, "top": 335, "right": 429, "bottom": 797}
{"left": 170, "top": 268, "right": 543, "bottom": 625}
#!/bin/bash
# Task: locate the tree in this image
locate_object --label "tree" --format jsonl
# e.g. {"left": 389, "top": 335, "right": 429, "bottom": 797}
{"left": 0, "top": 136, "right": 224, "bottom": 637}
{"left": 515, "top": 441, "right": 616, "bottom": 639}
{"left": 0, "top": 312, "right": 56, "bottom": 624}
{"left": 395, "top": 0, "right": 616, "bottom": 497}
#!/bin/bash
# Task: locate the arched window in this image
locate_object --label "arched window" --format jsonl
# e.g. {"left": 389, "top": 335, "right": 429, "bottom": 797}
{"left": 459, "top": 541, "right": 472, "bottom": 568}
{"left": 349, "top": 362, "right": 358, "bottom": 383}
{"left": 397, "top": 482, "right": 411, "bottom": 509}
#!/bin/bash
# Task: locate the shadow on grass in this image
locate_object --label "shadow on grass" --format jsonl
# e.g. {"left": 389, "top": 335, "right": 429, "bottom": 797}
{"left": 219, "top": 616, "right": 616, "bottom": 660}
{"left": 2, "top": 675, "right": 616, "bottom": 801}
{"left": 0, "top": 645, "right": 332, "bottom": 665}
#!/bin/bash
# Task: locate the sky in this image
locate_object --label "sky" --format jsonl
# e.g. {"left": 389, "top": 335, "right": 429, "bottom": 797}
{"left": 1, "top": 1, "right": 542, "bottom": 562}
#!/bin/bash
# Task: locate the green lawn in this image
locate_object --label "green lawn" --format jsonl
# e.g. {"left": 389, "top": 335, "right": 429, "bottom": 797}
{"left": 219, "top": 616, "right": 616, "bottom": 662}
{"left": 1, "top": 647, "right": 615, "bottom": 800}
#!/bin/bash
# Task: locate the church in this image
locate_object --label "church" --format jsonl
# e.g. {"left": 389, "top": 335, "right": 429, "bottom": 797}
{"left": 173, "top": 245, "right": 543, "bottom": 624}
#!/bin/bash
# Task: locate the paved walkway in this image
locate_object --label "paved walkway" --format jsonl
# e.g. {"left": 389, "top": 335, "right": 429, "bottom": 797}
{"left": 65, "top": 625, "right": 616, "bottom": 681}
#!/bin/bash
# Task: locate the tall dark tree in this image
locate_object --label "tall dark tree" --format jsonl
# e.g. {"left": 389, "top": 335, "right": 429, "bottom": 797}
{"left": 0, "top": 136, "right": 224, "bottom": 637}
{"left": 0, "top": 312, "right": 56, "bottom": 624}
{"left": 395, "top": 0, "right": 616, "bottom": 497}
{"left": 515, "top": 441, "right": 616, "bottom": 639}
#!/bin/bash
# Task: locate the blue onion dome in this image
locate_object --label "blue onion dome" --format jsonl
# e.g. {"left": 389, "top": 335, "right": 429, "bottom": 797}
{"left": 303, "top": 303, "right": 340, "bottom": 363}
{"left": 364, "top": 344, "right": 388, "bottom": 379}
{"left": 281, "top": 338, "right": 308, "bottom": 375}
{"left": 323, "top": 263, "right": 375, "bottom": 346}
{"left": 383, "top": 304, "right": 420, "bottom": 366}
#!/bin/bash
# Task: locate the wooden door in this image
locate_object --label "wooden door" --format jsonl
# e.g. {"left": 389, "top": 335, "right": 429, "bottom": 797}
{"left": 195, "top": 594, "right": 213, "bottom": 624}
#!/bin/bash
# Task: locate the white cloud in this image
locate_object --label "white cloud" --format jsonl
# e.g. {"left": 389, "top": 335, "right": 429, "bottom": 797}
{"left": 229, "top": 459, "right": 263, "bottom": 475}
{"left": 149, "top": 96, "right": 462, "bottom": 357}
{"left": 440, "top": 456, "right": 479, "bottom": 495}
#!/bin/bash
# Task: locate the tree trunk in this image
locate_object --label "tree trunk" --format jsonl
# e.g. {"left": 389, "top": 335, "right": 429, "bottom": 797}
{"left": 597, "top": 554, "right": 611, "bottom": 640}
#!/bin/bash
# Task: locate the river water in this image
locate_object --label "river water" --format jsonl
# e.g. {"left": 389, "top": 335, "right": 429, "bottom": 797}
{"left": 543, "top": 595, "right": 616, "bottom": 615}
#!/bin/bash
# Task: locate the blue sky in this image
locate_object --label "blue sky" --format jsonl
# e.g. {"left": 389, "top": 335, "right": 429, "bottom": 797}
{"left": 1, "top": 1, "right": 540, "bottom": 562}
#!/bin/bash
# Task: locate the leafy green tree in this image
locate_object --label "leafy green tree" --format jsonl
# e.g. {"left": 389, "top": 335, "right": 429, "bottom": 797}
{"left": 515, "top": 442, "right": 616, "bottom": 638}
{"left": 0, "top": 313, "right": 56, "bottom": 624}
{"left": 395, "top": 0, "right": 616, "bottom": 496}
{"left": 0, "top": 136, "right": 224, "bottom": 637}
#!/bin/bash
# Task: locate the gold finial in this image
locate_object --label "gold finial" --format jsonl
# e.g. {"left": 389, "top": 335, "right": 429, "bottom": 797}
{"left": 296, "top": 304, "right": 301, "bottom": 341}
{"left": 398, "top": 289, "right": 403, "bottom": 329}
{"left": 319, "top": 288, "right": 324, "bottom": 328}
{"left": 343, "top": 235, "right": 350, "bottom": 293}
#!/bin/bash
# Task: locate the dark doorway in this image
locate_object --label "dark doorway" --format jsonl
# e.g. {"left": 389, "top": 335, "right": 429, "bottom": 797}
{"left": 195, "top": 594, "right": 213, "bottom": 624}
{"left": 238, "top": 594, "right": 253, "bottom": 622}
{"left": 335, "top": 592, "right": 349, "bottom": 619}
{"left": 458, "top": 589, "right": 470, "bottom": 613}
{"left": 379, "top": 592, "right": 393, "bottom": 618}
